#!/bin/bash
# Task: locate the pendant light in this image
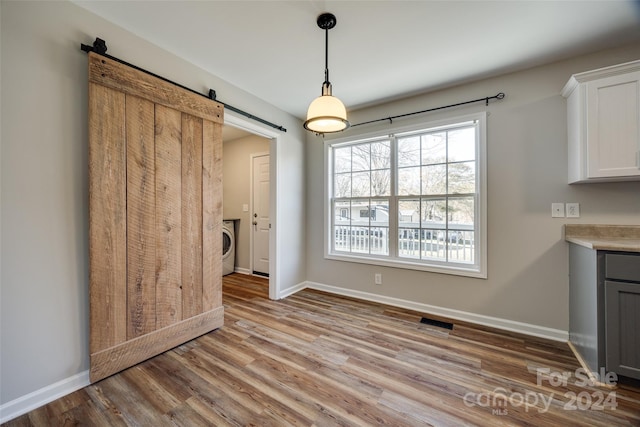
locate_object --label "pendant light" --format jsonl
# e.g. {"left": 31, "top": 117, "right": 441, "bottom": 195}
{"left": 304, "top": 13, "right": 350, "bottom": 134}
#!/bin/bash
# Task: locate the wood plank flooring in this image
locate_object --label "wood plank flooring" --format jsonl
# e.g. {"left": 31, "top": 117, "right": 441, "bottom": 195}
{"left": 5, "top": 273, "right": 640, "bottom": 426}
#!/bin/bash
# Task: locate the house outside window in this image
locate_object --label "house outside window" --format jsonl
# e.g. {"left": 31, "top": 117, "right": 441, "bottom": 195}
{"left": 325, "top": 112, "right": 487, "bottom": 278}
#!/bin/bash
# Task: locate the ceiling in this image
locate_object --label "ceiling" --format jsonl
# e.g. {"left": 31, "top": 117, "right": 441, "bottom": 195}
{"left": 75, "top": 0, "right": 640, "bottom": 126}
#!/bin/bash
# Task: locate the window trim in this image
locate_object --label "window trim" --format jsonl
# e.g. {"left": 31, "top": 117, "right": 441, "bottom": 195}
{"left": 323, "top": 112, "right": 487, "bottom": 279}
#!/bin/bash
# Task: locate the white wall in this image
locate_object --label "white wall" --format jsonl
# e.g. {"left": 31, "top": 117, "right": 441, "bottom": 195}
{"left": 306, "top": 43, "right": 640, "bottom": 334}
{"left": 223, "top": 135, "right": 270, "bottom": 272}
{"left": 0, "top": 0, "right": 306, "bottom": 407}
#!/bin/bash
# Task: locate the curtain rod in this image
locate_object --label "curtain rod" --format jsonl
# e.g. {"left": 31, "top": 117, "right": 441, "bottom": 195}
{"left": 351, "top": 92, "right": 505, "bottom": 128}
{"left": 80, "top": 38, "right": 287, "bottom": 133}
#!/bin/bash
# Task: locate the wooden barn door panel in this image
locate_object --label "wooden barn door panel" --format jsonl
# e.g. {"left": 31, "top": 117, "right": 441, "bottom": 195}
{"left": 88, "top": 52, "right": 224, "bottom": 382}
{"left": 202, "top": 120, "right": 223, "bottom": 311}
{"left": 89, "top": 83, "right": 127, "bottom": 354}
{"left": 154, "top": 105, "right": 183, "bottom": 328}
{"left": 181, "top": 114, "right": 203, "bottom": 319}
{"left": 126, "top": 94, "right": 156, "bottom": 339}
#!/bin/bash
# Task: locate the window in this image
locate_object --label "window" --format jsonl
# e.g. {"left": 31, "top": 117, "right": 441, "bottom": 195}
{"left": 326, "top": 113, "right": 487, "bottom": 278}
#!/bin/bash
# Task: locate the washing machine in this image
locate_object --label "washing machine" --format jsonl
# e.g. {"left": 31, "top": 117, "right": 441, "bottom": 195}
{"left": 222, "top": 221, "right": 235, "bottom": 276}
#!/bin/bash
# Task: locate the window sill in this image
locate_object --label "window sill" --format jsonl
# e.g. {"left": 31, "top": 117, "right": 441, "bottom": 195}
{"left": 325, "top": 252, "right": 487, "bottom": 279}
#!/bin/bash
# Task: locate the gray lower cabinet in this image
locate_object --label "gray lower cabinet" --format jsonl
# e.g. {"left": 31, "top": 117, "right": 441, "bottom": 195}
{"left": 569, "top": 247, "right": 640, "bottom": 380}
{"left": 604, "top": 253, "right": 640, "bottom": 379}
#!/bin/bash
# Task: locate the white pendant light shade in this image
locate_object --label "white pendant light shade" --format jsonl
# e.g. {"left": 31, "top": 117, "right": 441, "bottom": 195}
{"left": 304, "top": 83, "right": 349, "bottom": 133}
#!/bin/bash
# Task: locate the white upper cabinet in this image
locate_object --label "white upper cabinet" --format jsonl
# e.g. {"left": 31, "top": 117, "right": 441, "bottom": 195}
{"left": 562, "top": 60, "right": 640, "bottom": 184}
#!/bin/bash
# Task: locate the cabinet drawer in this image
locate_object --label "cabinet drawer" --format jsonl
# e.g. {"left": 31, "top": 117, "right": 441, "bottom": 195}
{"left": 605, "top": 253, "right": 640, "bottom": 282}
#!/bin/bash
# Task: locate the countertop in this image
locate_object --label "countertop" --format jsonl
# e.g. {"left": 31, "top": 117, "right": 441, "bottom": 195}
{"left": 565, "top": 224, "right": 640, "bottom": 253}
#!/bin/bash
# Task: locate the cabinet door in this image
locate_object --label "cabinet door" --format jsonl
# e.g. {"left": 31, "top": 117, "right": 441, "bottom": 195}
{"left": 586, "top": 71, "right": 640, "bottom": 179}
{"left": 605, "top": 280, "right": 640, "bottom": 379}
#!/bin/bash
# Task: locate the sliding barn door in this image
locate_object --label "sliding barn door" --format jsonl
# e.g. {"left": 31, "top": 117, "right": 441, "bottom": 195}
{"left": 88, "top": 52, "right": 224, "bottom": 382}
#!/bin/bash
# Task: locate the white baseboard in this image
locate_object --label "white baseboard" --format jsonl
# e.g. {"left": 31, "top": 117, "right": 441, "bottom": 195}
{"left": 302, "top": 281, "right": 569, "bottom": 342}
{"left": 0, "top": 370, "right": 90, "bottom": 424}
{"left": 233, "top": 267, "right": 252, "bottom": 275}
{"left": 277, "top": 281, "right": 307, "bottom": 299}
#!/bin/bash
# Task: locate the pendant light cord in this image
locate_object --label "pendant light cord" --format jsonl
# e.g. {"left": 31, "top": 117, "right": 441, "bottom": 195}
{"left": 324, "top": 27, "right": 330, "bottom": 85}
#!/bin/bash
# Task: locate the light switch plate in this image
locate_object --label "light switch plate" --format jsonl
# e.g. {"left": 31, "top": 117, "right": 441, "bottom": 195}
{"left": 551, "top": 203, "right": 565, "bottom": 218}
{"left": 566, "top": 203, "right": 580, "bottom": 218}
{"left": 242, "top": 204, "right": 249, "bottom": 212}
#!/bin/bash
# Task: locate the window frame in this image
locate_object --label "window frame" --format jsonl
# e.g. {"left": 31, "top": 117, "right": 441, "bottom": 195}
{"left": 324, "top": 112, "right": 487, "bottom": 279}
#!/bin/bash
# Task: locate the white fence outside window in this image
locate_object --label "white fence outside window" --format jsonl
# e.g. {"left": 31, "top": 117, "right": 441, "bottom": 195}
{"left": 334, "top": 225, "right": 474, "bottom": 263}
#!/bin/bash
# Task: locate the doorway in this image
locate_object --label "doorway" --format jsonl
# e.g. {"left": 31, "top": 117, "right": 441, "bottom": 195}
{"left": 222, "top": 112, "right": 277, "bottom": 298}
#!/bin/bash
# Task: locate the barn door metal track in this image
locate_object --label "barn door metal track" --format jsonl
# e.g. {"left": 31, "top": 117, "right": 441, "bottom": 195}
{"left": 80, "top": 37, "right": 287, "bottom": 133}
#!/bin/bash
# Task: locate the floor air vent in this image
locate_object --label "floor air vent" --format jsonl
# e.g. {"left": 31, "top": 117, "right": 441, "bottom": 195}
{"left": 420, "top": 317, "right": 453, "bottom": 330}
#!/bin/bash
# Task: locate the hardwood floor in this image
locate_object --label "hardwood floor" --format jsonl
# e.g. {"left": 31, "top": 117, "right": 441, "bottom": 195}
{"left": 4, "top": 273, "right": 640, "bottom": 426}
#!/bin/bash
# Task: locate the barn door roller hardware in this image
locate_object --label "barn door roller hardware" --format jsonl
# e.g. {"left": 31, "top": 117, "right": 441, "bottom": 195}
{"left": 80, "top": 38, "right": 287, "bottom": 133}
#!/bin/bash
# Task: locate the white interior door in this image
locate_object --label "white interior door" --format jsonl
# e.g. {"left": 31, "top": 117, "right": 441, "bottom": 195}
{"left": 252, "top": 154, "right": 270, "bottom": 275}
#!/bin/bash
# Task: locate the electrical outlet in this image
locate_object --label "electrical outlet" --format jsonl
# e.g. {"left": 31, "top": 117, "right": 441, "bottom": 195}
{"left": 566, "top": 203, "right": 580, "bottom": 218}
{"left": 551, "top": 203, "right": 565, "bottom": 218}
{"left": 374, "top": 273, "right": 382, "bottom": 285}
